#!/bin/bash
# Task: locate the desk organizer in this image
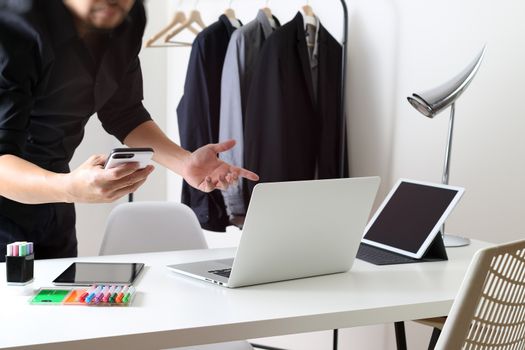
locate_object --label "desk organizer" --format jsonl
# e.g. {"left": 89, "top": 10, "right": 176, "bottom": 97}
{"left": 30, "top": 285, "right": 136, "bottom": 306}
{"left": 6, "top": 254, "right": 34, "bottom": 285}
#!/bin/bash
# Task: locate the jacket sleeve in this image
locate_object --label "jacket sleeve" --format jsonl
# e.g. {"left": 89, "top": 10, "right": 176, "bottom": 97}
{"left": 219, "top": 32, "right": 246, "bottom": 216}
{"left": 177, "top": 38, "right": 229, "bottom": 232}
{"left": 97, "top": 57, "right": 152, "bottom": 143}
{"left": 243, "top": 38, "right": 286, "bottom": 199}
{"left": 177, "top": 40, "right": 212, "bottom": 151}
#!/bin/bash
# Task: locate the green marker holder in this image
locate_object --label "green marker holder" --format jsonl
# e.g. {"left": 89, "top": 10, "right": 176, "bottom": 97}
{"left": 30, "top": 285, "right": 137, "bottom": 306}
{"left": 6, "top": 254, "right": 34, "bottom": 285}
{"left": 30, "top": 289, "right": 70, "bottom": 305}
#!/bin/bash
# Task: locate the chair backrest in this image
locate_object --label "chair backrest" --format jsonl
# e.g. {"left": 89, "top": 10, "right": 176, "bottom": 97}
{"left": 436, "top": 239, "right": 525, "bottom": 350}
{"left": 99, "top": 201, "right": 207, "bottom": 255}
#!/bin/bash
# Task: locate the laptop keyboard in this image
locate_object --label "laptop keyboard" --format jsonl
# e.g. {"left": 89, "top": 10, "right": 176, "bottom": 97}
{"left": 357, "top": 243, "right": 419, "bottom": 265}
{"left": 209, "top": 268, "right": 232, "bottom": 278}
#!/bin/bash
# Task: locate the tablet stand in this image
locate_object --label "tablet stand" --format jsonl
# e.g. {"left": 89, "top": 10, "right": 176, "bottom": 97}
{"left": 357, "top": 233, "right": 448, "bottom": 265}
{"left": 422, "top": 231, "right": 448, "bottom": 261}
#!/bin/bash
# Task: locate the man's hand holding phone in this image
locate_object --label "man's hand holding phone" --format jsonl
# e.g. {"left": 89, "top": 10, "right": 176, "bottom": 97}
{"left": 64, "top": 148, "right": 154, "bottom": 203}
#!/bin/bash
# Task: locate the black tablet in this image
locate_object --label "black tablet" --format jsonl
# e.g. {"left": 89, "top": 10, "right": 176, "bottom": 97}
{"left": 361, "top": 179, "right": 464, "bottom": 259}
{"left": 52, "top": 262, "right": 145, "bottom": 286}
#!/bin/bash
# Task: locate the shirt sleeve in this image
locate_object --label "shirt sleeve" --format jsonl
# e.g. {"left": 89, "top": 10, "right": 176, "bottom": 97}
{"left": 0, "top": 22, "right": 38, "bottom": 157}
{"left": 219, "top": 32, "right": 246, "bottom": 216}
{"left": 97, "top": 56, "right": 152, "bottom": 143}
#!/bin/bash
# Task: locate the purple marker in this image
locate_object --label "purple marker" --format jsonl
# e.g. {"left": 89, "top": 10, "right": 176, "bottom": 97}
{"left": 94, "top": 287, "right": 106, "bottom": 304}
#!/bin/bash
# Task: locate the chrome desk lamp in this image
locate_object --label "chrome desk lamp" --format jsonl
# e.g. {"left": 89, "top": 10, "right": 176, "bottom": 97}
{"left": 407, "top": 46, "right": 486, "bottom": 247}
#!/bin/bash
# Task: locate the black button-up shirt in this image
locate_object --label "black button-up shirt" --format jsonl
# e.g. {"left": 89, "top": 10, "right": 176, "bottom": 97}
{"left": 0, "top": 0, "right": 151, "bottom": 231}
{"left": 0, "top": 0, "right": 151, "bottom": 172}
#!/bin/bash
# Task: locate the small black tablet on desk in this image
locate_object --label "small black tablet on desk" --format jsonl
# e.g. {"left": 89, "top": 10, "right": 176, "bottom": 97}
{"left": 52, "top": 262, "right": 145, "bottom": 286}
{"left": 358, "top": 178, "right": 464, "bottom": 265}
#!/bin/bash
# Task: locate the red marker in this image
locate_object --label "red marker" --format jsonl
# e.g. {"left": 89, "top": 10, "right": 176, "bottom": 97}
{"left": 80, "top": 285, "right": 96, "bottom": 302}
{"left": 78, "top": 291, "right": 89, "bottom": 302}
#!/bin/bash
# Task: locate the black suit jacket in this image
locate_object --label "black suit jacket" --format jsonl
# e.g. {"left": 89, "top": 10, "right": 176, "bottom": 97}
{"left": 177, "top": 16, "right": 238, "bottom": 232}
{"left": 244, "top": 13, "right": 345, "bottom": 200}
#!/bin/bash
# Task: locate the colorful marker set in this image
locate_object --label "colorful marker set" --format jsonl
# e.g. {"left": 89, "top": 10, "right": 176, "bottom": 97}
{"left": 6, "top": 241, "right": 34, "bottom": 257}
{"left": 31, "top": 285, "right": 137, "bottom": 306}
{"left": 71, "top": 284, "right": 136, "bottom": 305}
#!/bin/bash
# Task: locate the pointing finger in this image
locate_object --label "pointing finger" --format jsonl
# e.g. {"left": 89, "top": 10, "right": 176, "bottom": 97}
{"left": 235, "top": 168, "right": 259, "bottom": 182}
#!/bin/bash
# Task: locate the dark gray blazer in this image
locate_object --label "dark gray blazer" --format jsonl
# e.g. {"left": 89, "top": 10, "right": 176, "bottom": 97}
{"left": 219, "top": 10, "right": 280, "bottom": 216}
{"left": 244, "top": 12, "right": 345, "bottom": 202}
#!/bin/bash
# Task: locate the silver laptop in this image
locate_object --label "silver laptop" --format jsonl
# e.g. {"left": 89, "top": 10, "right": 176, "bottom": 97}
{"left": 168, "top": 177, "right": 380, "bottom": 288}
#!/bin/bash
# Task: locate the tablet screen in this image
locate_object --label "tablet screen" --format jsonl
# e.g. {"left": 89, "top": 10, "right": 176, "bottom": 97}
{"left": 363, "top": 180, "right": 462, "bottom": 254}
{"left": 52, "top": 262, "right": 145, "bottom": 285}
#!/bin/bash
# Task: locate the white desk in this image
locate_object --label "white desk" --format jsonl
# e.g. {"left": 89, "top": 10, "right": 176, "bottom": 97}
{"left": 0, "top": 240, "right": 490, "bottom": 350}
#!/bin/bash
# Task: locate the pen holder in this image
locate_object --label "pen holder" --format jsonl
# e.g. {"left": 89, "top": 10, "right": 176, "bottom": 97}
{"left": 6, "top": 254, "right": 34, "bottom": 285}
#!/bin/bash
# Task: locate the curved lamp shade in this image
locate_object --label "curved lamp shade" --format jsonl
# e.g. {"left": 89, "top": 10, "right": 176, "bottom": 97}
{"left": 407, "top": 46, "right": 486, "bottom": 118}
{"left": 406, "top": 46, "right": 486, "bottom": 248}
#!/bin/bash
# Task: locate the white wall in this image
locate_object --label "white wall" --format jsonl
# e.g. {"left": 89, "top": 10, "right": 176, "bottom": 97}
{"left": 345, "top": 0, "right": 524, "bottom": 348}
{"left": 347, "top": 0, "right": 524, "bottom": 246}
{"left": 73, "top": 0, "right": 525, "bottom": 348}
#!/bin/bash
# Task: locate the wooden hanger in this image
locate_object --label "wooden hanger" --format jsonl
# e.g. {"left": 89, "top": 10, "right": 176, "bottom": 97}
{"left": 302, "top": 1, "right": 315, "bottom": 17}
{"left": 224, "top": 0, "right": 241, "bottom": 28}
{"left": 302, "top": 0, "right": 317, "bottom": 48}
{"left": 261, "top": 1, "right": 276, "bottom": 29}
{"left": 224, "top": 8, "right": 236, "bottom": 20}
{"left": 145, "top": 0, "right": 201, "bottom": 48}
{"left": 145, "top": 11, "right": 193, "bottom": 48}
{"left": 302, "top": 1, "right": 316, "bottom": 28}
{"left": 165, "top": 9, "right": 206, "bottom": 43}
{"left": 262, "top": 7, "right": 272, "bottom": 19}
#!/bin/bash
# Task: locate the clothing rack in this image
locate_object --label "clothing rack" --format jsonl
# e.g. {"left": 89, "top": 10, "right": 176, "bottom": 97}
{"left": 334, "top": 2, "right": 347, "bottom": 348}
{"left": 334, "top": 5, "right": 407, "bottom": 349}
{"left": 138, "top": 2, "right": 350, "bottom": 348}
{"left": 140, "top": 2, "right": 355, "bottom": 350}
{"left": 338, "top": 0, "right": 348, "bottom": 180}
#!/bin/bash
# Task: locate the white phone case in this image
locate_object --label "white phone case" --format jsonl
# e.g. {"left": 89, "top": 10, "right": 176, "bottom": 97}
{"left": 104, "top": 148, "right": 154, "bottom": 169}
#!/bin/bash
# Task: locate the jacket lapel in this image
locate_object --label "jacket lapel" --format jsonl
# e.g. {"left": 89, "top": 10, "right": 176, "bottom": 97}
{"left": 294, "top": 13, "right": 316, "bottom": 107}
{"left": 316, "top": 23, "right": 330, "bottom": 111}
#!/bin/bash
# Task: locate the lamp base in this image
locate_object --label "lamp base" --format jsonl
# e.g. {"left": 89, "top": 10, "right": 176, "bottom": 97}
{"left": 443, "top": 233, "right": 471, "bottom": 247}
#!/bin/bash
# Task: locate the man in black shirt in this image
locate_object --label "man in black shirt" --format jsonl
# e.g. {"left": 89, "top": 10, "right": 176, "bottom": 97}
{"left": 0, "top": 0, "right": 258, "bottom": 261}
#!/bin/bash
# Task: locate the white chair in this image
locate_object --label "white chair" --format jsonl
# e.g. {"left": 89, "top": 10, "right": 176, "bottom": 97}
{"left": 100, "top": 201, "right": 253, "bottom": 350}
{"left": 434, "top": 239, "right": 525, "bottom": 350}
{"left": 100, "top": 201, "right": 208, "bottom": 255}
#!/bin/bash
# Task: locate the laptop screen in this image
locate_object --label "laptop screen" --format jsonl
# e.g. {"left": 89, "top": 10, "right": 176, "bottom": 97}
{"left": 363, "top": 181, "right": 460, "bottom": 253}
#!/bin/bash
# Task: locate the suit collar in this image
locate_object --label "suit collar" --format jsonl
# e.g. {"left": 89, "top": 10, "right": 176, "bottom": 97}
{"left": 219, "top": 14, "right": 241, "bottom": 37}
{"left": 294, "top": 12, "right": 328, "bottom": 44}
{"left": 256, "top": 9, "right": 280, "bottom": 39}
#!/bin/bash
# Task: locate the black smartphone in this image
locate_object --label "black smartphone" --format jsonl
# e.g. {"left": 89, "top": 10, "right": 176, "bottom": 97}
{"left": 104, "top": 147, "right": 154, "bottom": 169}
